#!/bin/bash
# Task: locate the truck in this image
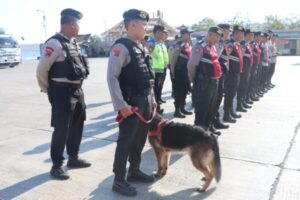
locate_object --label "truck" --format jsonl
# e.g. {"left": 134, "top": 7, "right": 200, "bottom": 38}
{"left": 0, "top": 28, "right": 21, "bottom": 67}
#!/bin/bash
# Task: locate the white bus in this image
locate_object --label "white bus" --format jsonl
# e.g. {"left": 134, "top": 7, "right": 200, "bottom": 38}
{"left": 0, "top": 29, "right": 21, "bottom": 67}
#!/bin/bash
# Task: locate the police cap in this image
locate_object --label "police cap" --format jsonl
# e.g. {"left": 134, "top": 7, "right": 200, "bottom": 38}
{"left": 244, "top": 28, "right": 254, "bottom": 35}
{"left": 123, "top": 9, "right": 149, "bottom": 22}
{"left": 218, "top": 23, "right": 231, "bottom": 31}
{"left": 233, "top": 25, "right": 245, "bottom": 33}
{"left": 180, "top": 28, "right": 194, "bottom": 35}
{"left": 254, "top": 31, "right": 261, "bottom": 36}
{"left": 153, "top": 25, "right": 167, "bottom": 34}
{"left": 208, "top": 26, "right": 223, "bottom": 36}
{"left": 61, "top": 8, "right": 83, "bottom": 19}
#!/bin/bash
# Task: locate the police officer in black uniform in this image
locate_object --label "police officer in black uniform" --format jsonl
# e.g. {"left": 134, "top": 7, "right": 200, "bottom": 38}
{"left": 107, "top": 9, "right": 155, "bottom": 197}
{"left": 247, "top": 31, "right": 262, "bottom": 102}
{"left": 213, "top": 23, "right": 231, "bottom": 130}
{"left": 36, "top": 8, "right": 91, "bottom": 180}
{"left": 237, "top": 28, "right": 254, "bottom": 112}
{"left": 170, "top": 28, "right": 194, "bottom": 118}
{"left": 223, "top": 25, "right": 245, "bottom": 123}
{"left": 188, "top": 27, "right": 223, "bottom": 135}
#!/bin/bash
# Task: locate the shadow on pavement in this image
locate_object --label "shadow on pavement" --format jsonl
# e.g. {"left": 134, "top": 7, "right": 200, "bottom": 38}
{"left": 0, "top": 172, "right": 50, "bottom": 199}
{"left": 86, "top": 101, "right": 112, "bottom": 109}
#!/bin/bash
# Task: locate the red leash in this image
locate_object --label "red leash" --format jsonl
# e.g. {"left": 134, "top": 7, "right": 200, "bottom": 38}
{"left": 115, "top": 104, "right": 157, "bottom": 124}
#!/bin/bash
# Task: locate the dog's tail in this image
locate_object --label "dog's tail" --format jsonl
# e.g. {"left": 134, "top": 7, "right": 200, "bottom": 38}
{"left": 211, "top": 135, "right": 221, "bottom": 182}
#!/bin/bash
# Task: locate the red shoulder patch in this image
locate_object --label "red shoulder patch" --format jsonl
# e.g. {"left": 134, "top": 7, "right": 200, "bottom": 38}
{"left": 45, "top": 47, "right": 54, "bottom": 57}
{"left": 113, "top": 47, "right": 121, "bottom": 57}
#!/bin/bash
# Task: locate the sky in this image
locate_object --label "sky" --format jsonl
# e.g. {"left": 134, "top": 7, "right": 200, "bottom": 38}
{"left": 0, "top": 0, "right": 299, "bottom": 44}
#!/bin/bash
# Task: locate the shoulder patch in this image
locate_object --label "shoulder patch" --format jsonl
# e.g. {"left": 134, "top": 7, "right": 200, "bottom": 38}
{"left": 113, "top": 47, "right": 121, "bottom": 57}
{"left": 45, "top": 47, "right": 54, "bottom": 57}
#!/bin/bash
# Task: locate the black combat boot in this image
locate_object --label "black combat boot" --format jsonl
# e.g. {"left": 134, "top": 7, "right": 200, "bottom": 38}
{"left": 250, "top": 93, "right": 259, "bottom": 101}
{"left": 112, "top": 175, "right": 137, "bottom": 197}
{"left": 214, "top": 117, "right": 229, "bottom": 129}
{"left": 242, "top": 101, "right": 252, "bottom": 109}
{"left": 180, "top": 106, "right": 193, "bottom": 115}
{"left": 174, "top": 107, "right": 185, "bottom": 118}
{"left": 245, "top": 97, "right": 253, "bottom": 105}
{"left": 230, "top": 109, "right": 241, "bottom": 118}
{"left": 209, "top": 124, "right": 222, "bottom": 136}
{"left": 50, "top": 165, "right": 70, "bottom": 180}
{"left": 223, "top": 112, "right": 236, "bottom": 123}
{"left": 67, "top": 156, "right": 91, "bottom": 168}
{"left": 237, "top": 100, "right": 247, "bottom": 112}
{"left": 127, "top": 169, "right": 155, "bottom": 183}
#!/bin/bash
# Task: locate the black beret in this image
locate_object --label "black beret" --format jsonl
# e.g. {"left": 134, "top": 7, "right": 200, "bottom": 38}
{"left": 153, "top": 25, "right": 167, "bottom": 34}
{"left": 208, "top": 26, "right": 223, "bottom": 36}
{"left": 273, "top": 33, "right": 279, "bottom": 37}
{"left": 233, "top": 25, "right": 245, "bottom": 33}
{"left": 268, "top": 29, "right": 273, "bottom": 34}
{"left": 61, "top": 8, "right": 82, "bottom": 19}
{"left": 123, "top": 9, "right": 149, "bottom": 22}
{"left": 254, "top": 31, "right": 261, "bottom": 36}
{"left": 180, "top": 28, "right": 194, "bottom": 35}
{"left": 244, "top": 28, "right": 254, "bottom": 35}
{"left": 218, "top": 23, "right": 231, "bottom": 30}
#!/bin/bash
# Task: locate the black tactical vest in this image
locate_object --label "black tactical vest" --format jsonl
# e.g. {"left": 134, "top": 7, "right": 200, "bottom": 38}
{"left": 228, "top": 39, "right": 243, "bottom": 73}
{"left": 115, "top": 38, "right": 154, "bottom": 97}
{"left": 174, "top": 40, "right": 190, "bottom": 80}
{"left": 48, "top": 34, "right": 89, "bottom": 81}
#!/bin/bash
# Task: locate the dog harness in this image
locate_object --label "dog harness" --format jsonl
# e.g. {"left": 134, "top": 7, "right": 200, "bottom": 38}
{"left": 148, "top": 119, "right": 169, "bottom": 142}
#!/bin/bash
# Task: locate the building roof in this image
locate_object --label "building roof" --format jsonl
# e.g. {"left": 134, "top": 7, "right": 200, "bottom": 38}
{"left": 101, "top": 17, "right": 178, "bottom": 42}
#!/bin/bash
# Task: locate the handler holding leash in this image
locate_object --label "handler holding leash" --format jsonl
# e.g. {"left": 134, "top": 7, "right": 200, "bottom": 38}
{"left": 107, "top": 9, "right": 156, "bottom": 197}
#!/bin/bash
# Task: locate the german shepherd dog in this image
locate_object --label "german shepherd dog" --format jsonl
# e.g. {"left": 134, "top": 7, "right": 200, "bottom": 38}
{"left": 148, "top": 114, "right": 221, "bottom": 192}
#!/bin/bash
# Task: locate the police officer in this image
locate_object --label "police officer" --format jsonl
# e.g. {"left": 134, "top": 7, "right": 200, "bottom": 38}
{"left": 36, "top": 8, "right": 91, "bottom": 180}
{"left": 107, "top": 9, "right": 155, "bottom": 197}
{"left": 223, "top": 25, "right": 244, "bottom": 123}
{"left": 213, "top": 23, "right": 231, "bottom": 130}
{"left": 248, "top": 31, "right": 262, "bottom": 101}
{"left": 188, "top": 27, "right": 223, "bottom": 135}
{"left": 170, "top": 28, "right": 193, "bottom": 118}
{"left": 148, "top": 25, "right": 169, "bottom": 113}
{"left": 236, "top": 28, "right": 254, "bottom": 112}
{"left": 268, "top": 33, "right": 279, "bottom": 88}
{"left": 260, "top": 32, "right": 270, "bottom": 93}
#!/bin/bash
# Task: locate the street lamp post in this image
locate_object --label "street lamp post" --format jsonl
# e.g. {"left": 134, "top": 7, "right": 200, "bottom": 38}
{"left": 36, "top": 9, "right": 47, "bottom": 40}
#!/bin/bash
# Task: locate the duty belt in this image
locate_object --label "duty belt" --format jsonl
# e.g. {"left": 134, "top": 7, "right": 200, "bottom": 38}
{"left": 50, "top": 80, "right": 82, "bottom": 88}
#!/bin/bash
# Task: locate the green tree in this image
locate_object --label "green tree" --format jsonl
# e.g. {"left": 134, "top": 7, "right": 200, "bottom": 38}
{"left": 263, "top": 15, "right": 285, "bottom": 30}
{"left": 192, "top": 18, "right": 217, "bottom": 32}
{"left": 227, "top": 13, "right": 251, "bottom": 27}
{"left": 284, "top": 15, "right": 300, "bottom": 29}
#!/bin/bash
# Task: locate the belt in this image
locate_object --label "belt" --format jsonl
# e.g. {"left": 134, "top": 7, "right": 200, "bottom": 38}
{"left": 50, "top": 80, "right": 82, "bottom": 88}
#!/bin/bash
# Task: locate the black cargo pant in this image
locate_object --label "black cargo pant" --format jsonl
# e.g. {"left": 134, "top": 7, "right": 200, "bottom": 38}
{"left": 268, "top": 63, "right": 276, "bottom": 84}
{"left": 261, "top": 65, "right": 269, "bottom": 88}
{"left": 247, "top": 64, "right": 258, "bottom": 96}
{"left": 213, "top": 75, "right": 225, "bottom": 120}
{"left": 47, "top": 82, "right": 86, "bottom": 167}
{"left": 256, "top": 64, "right": 263, "bottom": 90}
{"left": 113, "top": 94, "right": 152, "bottom": 178}
{"left": 237, "top": 65, "right": 251, "bottom": 101}
{"left": 224, "top": 72, "right": 240, "bottom": 114}
{"left": 174, "top": 70, "right": 189, "bottom": 108}
{"left": 194, "top": 77, "right": 218, "bottom": 128}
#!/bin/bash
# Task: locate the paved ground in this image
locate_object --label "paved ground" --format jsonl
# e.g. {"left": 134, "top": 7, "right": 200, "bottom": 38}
{"left": 0, "top": 57, "right": 300, "bottom": 200}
